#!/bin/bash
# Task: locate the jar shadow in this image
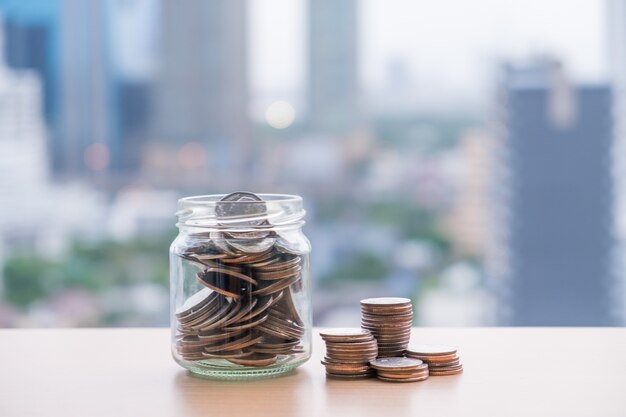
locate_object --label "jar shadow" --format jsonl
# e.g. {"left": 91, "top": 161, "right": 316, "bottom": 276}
{"left": 172, "top": 367, "right": 315, "bottom": 417}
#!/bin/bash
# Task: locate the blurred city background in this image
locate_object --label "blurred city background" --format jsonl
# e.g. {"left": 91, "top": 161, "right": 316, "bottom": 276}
{"left": 0, "top": 0, "right": 624, "bottom": 327}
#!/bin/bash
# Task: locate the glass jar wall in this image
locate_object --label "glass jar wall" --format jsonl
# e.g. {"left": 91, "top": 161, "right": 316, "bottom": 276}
{"left": 169, "top": 193, "right": 312, "bottom": 379}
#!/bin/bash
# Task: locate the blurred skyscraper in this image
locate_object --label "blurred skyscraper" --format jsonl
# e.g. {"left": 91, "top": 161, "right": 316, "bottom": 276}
{"left": 490, "top": 59, "right": 616, "bottom": 326}
{"left": 0, "top": 0, "right": 154, "bottom": 179}
{"left": 59, "top": 0, "right": 116, "bottom": 177}
{"left": 0, "top": 0, "right": 59, "bottom": 124}
{"left": 152, "top": 0, "right": 250, "bottom": 180}
{"left": 0, "top": 0, "right": 60, "bottom": 168}
{"left": 308, "top": 0, "right": 358, "bottom": 132}
{"left": 108, "top": 0, "right": 157, "bottom": 174}
{"left": 608, "top": 0, "right": 626, "bottom": 324}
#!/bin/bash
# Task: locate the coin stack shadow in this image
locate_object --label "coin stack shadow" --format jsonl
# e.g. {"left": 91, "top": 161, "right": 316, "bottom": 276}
{"left": 370, "top": 357, "right": 429, "bottom": 383}
{"left": 174, "top": 242, "right": 305, "bottom": 367}
{"left": 320, "top": 329, "right": 378, "bottom": 379}
{"left": 360, "top": 297, "right": 413, "bottom": 357}
{"left": 405, "top": 345, "right": 463, "bottom": 376}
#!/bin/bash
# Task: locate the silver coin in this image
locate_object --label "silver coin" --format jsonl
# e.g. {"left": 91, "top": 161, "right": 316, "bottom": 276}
{"left": 274, "top": 235, "right": 306, "bottom": 255}
{"left": 227, "top": 237, "right": 276, "bottom": 253}
{"left": 215, "top": 191, "right": 268, "bottom": 226}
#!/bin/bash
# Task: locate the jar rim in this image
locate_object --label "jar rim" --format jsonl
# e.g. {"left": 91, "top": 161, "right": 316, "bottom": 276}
{"left": 176, "top": 193, "right": 305, "bottom": 231}
{"left": 178, "top": 193, "right": 302, "bottom": 206}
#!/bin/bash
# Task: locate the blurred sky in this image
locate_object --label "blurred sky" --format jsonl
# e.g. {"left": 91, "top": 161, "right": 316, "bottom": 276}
{"left": 250, "top": 0, "right": 607, "bottom": 106}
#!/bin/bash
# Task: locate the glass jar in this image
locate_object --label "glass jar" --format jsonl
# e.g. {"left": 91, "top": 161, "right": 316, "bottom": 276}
{"left": 170, "top": 192, "right": 312, "bottom": 379}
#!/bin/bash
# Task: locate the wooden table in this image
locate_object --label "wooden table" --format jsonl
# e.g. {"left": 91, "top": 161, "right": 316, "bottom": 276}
{"left": 1, "top": 328, "right": 625, "bottom": 417}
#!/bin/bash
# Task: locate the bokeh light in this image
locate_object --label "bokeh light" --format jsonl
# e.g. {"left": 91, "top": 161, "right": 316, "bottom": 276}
{"left": 84, "top": 143, "right": 110, "bottom": 171}
{"left": 265, "top": 101, "right": 295, "bottom": 129}
{"left": 177, "top": 142, "right": 207, "bottom": 170}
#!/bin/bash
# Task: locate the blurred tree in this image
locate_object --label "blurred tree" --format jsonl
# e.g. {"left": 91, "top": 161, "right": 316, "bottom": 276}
{"left": 3, "top": 257, "right": 51, "bottom": 307}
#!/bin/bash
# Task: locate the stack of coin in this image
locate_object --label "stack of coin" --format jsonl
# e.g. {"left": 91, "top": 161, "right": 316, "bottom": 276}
{"left": 369, "top": 357, "right": 429, "bottom": 382}
{"left": 405, "top": 344, "right": 463, "bottom": 376}
{"left": 319, "top": 329, "right": 378, "bottom": 379}
{"left": 360, "top": 297, "right": 413, "bottom": 357}
{"left": 173, "top": 192, "right": 307, "bottom": 366}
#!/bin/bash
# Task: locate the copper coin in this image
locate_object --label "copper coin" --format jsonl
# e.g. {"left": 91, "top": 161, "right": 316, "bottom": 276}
{"left": 429, "top": 364, "right": 463, "bottom": 373}
{"left": 319, "top": 328, "right": 373, "bottom": 341}
{"left": 204, "top": 334, "right": 262, "bottom": 353}
{"left": 276, "top": 287, "right": 304, "bottom": 326}
{"left": 197, "top": 329, "right": 246, "bottom": 343}
{"left": 362, "top": 314, "right": 412, "bottom": 320}
{"left": 176, "top": 335, "right": 212, "bottom": 348}
{"left": 264, "top": 316, "right": 304, "bottom": 337}
{"left": 323, "top": 356, "right": 370, "bottom": 365}
{"left": 229, "top": 353, "right": 278, "bottom": 367}
{"left": 189, "top": 301, "right": 233, "bottom": 330}
{"left": 326, "top": 372, "right": 374, "bottom": 380}
{"left": 429, "top": 366, "right": 464, "bottom": 376}
{"left": 196, "top": 301, "right": 243, "bottom": 331}
{"left": 254, "top": 256, "right": 300, "bottom": 271}
{"left": 326, "top": 353, "right": 378, "bottom": 361}
{"left": 325, "top": 369, "right": 375, "bottom": 377}
{"left": 223, "top": 249, "right": 275, "bottom": 265}
{"left": 325, "top": 347, "right": 378, "bottom": 354}
{"left": 376, "top": 363, "right": 429, "bottom": 374}
{"left": 429, "top": 359, "right": 461, "bottom": 368}
{"left": 175, "top": 288, "right": 217, "bottom": 318}
{"left": 178, "top": 302, "right": 222, "bottom": 328}
{"left": 255, "top": 339, "right": 300, "bottom": 349}
{"left": 326, "top": 350, "right": 378, "bottom": 357}
{"left": 406, "top": 353, "right": 459, "bottom": 363}
{"left": 325, "top": 340, "right": 378, "bottom": 350}
{"left": 194, "top": 253, "right": 230, "bottom": 261}
{"left": 375, "top": 338, "right": 411, "bottom": 343}
{"left": 376, "top": 375, "right": 428, "bottom": 383}
{"left": 176, "top": 343, "right": 207, "bottom": 354}
{"left": 248, "top": 345, "right": 295, "bottom": 354}
{"left": 361, "top": 316, "right": 413, "bottom": 327}
{"left": 203, "top": 267, "right": 258, "bottom": 285}
{"left": 221, "top": 313, "right": 269, "bottom": 331}
{"left": 239, "top": 292, "right": 282, "bottom": 322}
{"left": 247, "top": 256, "right": 281, "bottom": 268}
{"left": 361, "top": 310, "right": 413, "bottom": 317}
{"left": 196, "top": 272, "right": 241, "bottom": 298}
{"left": 376, "top": 370, "right": 429, "bottom": 380}
{"left": 220, "top": 298, "right": 259, "bottom": 326}
{"left": 254, "top": 265, "right": 302, "bottom": 280}
{"left": 362, "top": 321, "right": 412, "bottom": 328}
{"left": 179, "top": 352, "right": 205, "bottom": 361}
{"left": 178, "top": 294, "right": 223, "bottom": 325}
{"left": 320, "top": 361, "right": 371, "bottom": 371}
{"left": 252, "top": 274, "right": 300, "bottom": 297}
{"left": 361, "top": 308, "right": 413, "bottom": 314}
{"left": 376, "top": 353, "right": 407, "bottom": 357}
{"left": 257, "top": 321, "right": 300, "bottom": 340}
{"left": 202, "top": 349, "right": 255, "bottom": 359}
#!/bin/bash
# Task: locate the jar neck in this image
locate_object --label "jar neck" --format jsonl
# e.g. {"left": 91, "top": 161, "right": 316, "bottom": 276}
{"left": 176, "top": 193, "right": 305, "bottom": 234}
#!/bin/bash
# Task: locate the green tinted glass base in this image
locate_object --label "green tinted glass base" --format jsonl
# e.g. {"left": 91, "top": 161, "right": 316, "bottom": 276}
{"left": 177, "top": 354, "right": 310, "bottom": 380}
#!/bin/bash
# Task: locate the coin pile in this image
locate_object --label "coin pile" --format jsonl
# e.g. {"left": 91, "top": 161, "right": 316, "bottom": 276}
{"left": 360, "top": 297, "right": 413, "bottom": 357}
{"left": 369, "top": 357, "right": 429, "bottom": 382}
{"left": 320, "top": 329, "right": 378, "bottom": 379}
{"left": 174, "top": 192, "right": 306, "bottom": 366}
{"left": 405, "top": 344, "right": 463, "bottom": 376}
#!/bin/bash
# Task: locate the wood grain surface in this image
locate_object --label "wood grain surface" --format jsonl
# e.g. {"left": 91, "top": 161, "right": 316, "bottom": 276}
{"left": 0, "top": 328, "right": 625, "bottom": 417}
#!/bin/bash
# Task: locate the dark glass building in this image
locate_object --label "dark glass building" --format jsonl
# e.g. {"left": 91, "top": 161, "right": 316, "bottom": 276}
{"left": 491, "top": 60, "right": 616, "bottom": 325}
